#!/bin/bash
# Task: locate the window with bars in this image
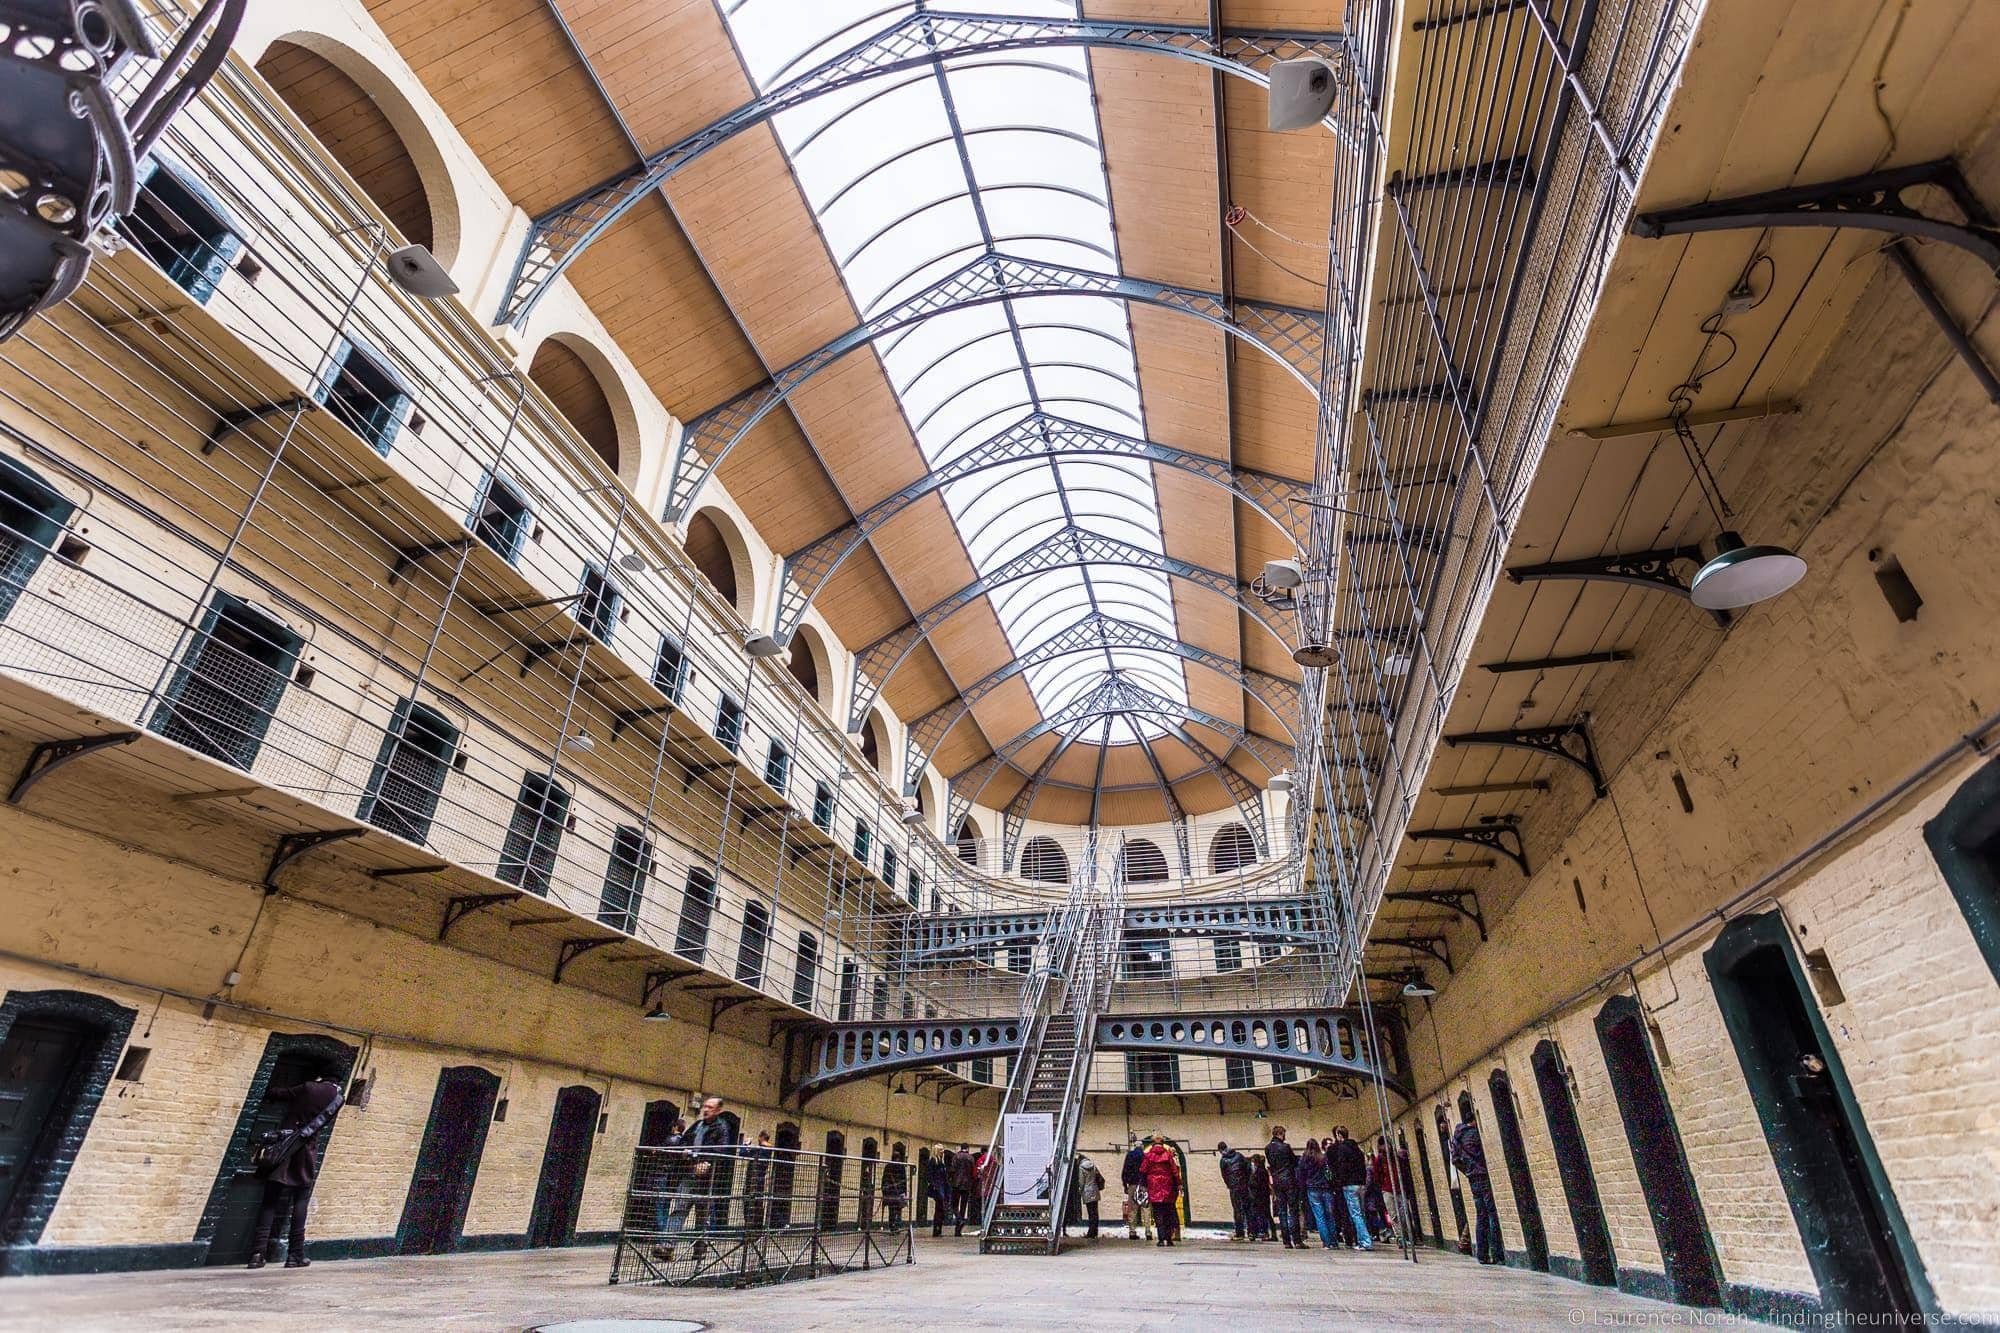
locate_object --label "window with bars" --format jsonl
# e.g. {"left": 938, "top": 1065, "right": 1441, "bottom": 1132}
{"left": 1272, "top": 1062, "right": 1298, "bottom": 1085}
{"left": 496, "top": 771, "right": 568, "bottom": 895}
{"left": 675, "top": 864, "right": 718, "bottom": 960}
{"left": 764, "top": 739, "right": 790, "bottom": 794}
{"left": 1215, "top": 937, "right": 1243, "bottom": 972}
{"left": 791, "top": 933, "right": 820, "bottom": 1009}
{"left": 121, "top": 160, "right": 242, "bottom": 304}
{"left": 1020, "top": 836, "right": 1070, "bottom": 884}
{"left": 871, "top": 978, "right": 888, "bottom": 1021}
{"left": 1127, "top": 1052, "right": 1180, "bottom": 1093}
{"left": 811, "top": 781, "right": 834, "bottom": 832}
{"left": 652, "top": 633, "right": 688, "bottom": 705}
{"left": 881, "top": 844, "right": 898, "bottom": 889}
{"left": 0, "top": 456, "right": 75, "bottom": 621}
{"left": 577, "top": 562, "right": 621, "bottom": 645}
{"left": 469, "top": 473, "right": 531, "bottom": 564}
{"left": 714, "top": 693, "right": 744, "bottom": 753}
{"left": 599, "top": 826, "right": 653, "bottom": 935}
{"left": 1210, "top": 823, "right": 1257, "bottom": 874}
{"left": 151, "top": 594, "right": 302, "bottom": 770}
{"left": 906, "top": 868, "right": 922, "bottom": 910}
{"left": 837, "top": 960, "right": 859, "bottom": 1021}
{"left": 852, "top": 820, "right": 872, "bottom": 867}
{"left": 1121, "top": 931, "right": 1172, "bottom": 981}
{"left": 316, "top": 336, "right": 411, "bottom": 456}
{"left": 1226, "top": 1056, "right": 1257, "bottom": 1091}
{"left": 736, "top": 900, "right": 771, "bottom": 986}
{"left": 970, "top": 1055, "right": 992, "bottom": 1085}
{"left": 358, "top": 698, "right": 459, "bottom": 844}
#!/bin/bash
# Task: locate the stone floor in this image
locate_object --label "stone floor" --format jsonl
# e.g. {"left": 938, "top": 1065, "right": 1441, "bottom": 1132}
{"left": 0, "top": 1232, "right": 1756, "bottom": 1331}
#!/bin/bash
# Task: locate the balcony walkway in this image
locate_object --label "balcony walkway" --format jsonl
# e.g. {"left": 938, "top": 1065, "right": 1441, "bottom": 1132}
{"left": 0, "top": 1234, "right": 1755, "bottom": 1331}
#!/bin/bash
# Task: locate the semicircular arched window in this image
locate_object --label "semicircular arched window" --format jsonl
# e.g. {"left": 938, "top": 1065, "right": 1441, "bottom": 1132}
{"left": 954, "top": 817, "right": 979, "bottom": 866}
{"left": 1020, "top": 836, "right": 1070, "bottom": 884}
{"left": 1119, "top": 838, "right": 1169, "bottom": 883}
{"left": 1209, "top": 823, "right": 1257, "bottom": 875}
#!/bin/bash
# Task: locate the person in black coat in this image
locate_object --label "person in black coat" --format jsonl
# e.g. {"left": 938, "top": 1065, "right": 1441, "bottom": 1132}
{"left": 1328, "top": 1126, "right": 1373, "bottom": 1251}
{"left": 248, "top": 1067, "right": 344, "bottom": 1268}
{"left": 1218, "top": 1141, "right": 1252, "bottom": 1240}
{"left": 1264, "top": 1127, "right": 1303, "bottom": 1247}
{"left": 685, "top": 1096, "right": 742, "bottom": 1232}
{"left": 949, "top": 1144, "right": 977, "bottom": 1235}
{"left": 925, "top": 1145, "right": 953, "bottom": 1236}
{"left": 1451, "top": 1091, "right": 1504, "bottom": 1264}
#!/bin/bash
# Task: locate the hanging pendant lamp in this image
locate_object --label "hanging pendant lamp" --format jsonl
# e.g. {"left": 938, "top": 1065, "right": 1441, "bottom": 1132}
{"left": 1689, "top": 530, "right": 1807, "bottom": 611}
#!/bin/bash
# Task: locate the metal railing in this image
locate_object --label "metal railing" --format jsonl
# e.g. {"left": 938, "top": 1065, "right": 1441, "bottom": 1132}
{"left": 612, "top": 1142, "right": 912, "bottom": 1288}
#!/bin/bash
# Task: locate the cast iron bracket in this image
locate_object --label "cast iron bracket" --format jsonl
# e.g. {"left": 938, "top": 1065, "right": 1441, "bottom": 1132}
{"left": 1632, "top": 158, "right": 2000, "bottom": 272}
{"left": 610, "top": 704, "right": 675, "bottom": 741}
{"left": 1446, "top": 718, "right": 1607, "bottom": 797}
{"left": 554, "top": 935, "right": 617, "bottom": 983}
{"left": 1408, "top": 820, "right": 1529, "bottom": 876}
{"left": 262, "top": 827, "right": 363, "bottom": 891}
{"left": 8, "top": 730, "right": 139, "bottom": 803}
{"left": 201, "top": 397, "right": 310, "bottom": 456}
{"left": 1377, "top": 934, "right": 1453, "bottom": 973}
{"left": 438, "top": 892, "right": 514, "bottom": 940}
{"left": 1382, "top": 887, "right": 1489, "bottom": 940}
{"left": 709, "top": 995, "right": 756, "bottom": 1030}
{"left": 1507, "top": 545, "right": 1728, "bottom": 627}
{"left": 642, "top": 965, "right": 698, "bottom": 1007}
{"left": 518, "top": 639, "right": 574, "bottom": 679}
{"left": 387, "top": 536, "right": 473, "bottom": 585}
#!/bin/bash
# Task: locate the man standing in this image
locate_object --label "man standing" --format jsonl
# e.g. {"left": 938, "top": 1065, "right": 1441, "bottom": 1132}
{"left": 1264, "top": 1126, "right": 1302, "bottom": 1249}
{"left": 685, "top": 1095, "right": 741, "bottom": 1234}
{"left": 925, "top": 1144, "right": 952, "bottom": 1236}
{"left": 1451, "top": 1091, "right": 1504, "bottom": 1265}
{"left": 1218, "top": 1141, "right": 1252, "bottom": 1240}
{"left": 1121, "top": 1135, "right": 1153, "bottom": 1240}
{"left": 741, "top": 1130, "right": 773, "bottom": 1229}
{"left": 247, "top": 1064, "right": 344, "bottom": 1269}
{"left": 949, "top": 1143, "right": 977, "bottom": 1235}
{"left": 1329, "top": 1126, "right": 1373, "bottom": 1251}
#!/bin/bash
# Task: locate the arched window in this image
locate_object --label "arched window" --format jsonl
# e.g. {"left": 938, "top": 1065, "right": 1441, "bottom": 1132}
{"left": 685, "top": 509, "right": 750, "bottom": 619}
{"left": 1210, "top": 823, "right": 1256, "bottom": 875}
{"left": 528, "top": 336, "right": 620, "bottom": 473}
{"left": 1118, "top": 838, "right": 1169, "bottom": 883}
{"left": 860, "top": 711, "right": 891, "bottom": 778}
{"left": 256, "top": 41, "right": 434, "bottom": 250}
{"left": 1020, "top": 836, "right": 1070, "bottom": 884}
{"left": 790, "top": 933, "right": 820, "bottom": 1009}
{"left": 954, "top": 817, "right": 979, "bottom": 865}
{"left": 787, "top": 624, "right": 831, "bottom": 707}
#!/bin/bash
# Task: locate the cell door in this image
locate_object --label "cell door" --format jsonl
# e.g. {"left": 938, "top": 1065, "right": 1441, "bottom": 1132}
{"left": 528, "top": 1086, "right": 600, "bottom": 1248}
{"left": 771, "top": 1122, "right": 800, "bottom": 1228}
{"left": 1529, "top": 1041, "right": 1616, "bottom": 1285}
{"left": 1433, "top": 1105, "right": 1468, "bottom": 1251}
{"left": 1706, "top": 915, "right": 1933, "bottom": 1318}
{"left": 1487, "top": 1070, "right": 1549, "bottom": 1271}
{"left": 398, "top": 1066, "right": 500, "bottom": 1255}
{"left": 203, "top": 1045, "right": 346, "bottom": 1266}
{"left": 1594, "top": 995, "right": 1722, "bottom": 1306}
{"left": 0, "top": 1020, "right": 85, "bottom": 1235}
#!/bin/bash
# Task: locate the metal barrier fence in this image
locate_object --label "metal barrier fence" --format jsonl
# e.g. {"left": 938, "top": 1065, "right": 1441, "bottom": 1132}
{"left": 611, "top": 1143, "right": 914, "bottom": 1288}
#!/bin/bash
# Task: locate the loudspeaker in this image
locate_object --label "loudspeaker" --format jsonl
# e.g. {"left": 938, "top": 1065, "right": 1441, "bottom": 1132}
{"left": 1268, "top": 57, "right": 1338, "bottom": 132}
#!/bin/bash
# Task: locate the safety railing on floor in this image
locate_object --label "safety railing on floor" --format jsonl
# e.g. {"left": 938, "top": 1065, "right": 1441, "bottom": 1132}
{"left": 612, "top": 1142, "right": 912, "bottom": 1289}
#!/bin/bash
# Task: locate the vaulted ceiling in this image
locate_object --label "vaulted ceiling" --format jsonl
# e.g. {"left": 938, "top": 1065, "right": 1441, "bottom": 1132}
{"left": 366, "top": 0, "right": 1342, "bottom": 823}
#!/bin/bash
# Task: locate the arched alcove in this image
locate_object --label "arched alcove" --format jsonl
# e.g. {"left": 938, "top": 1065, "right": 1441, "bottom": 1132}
{"left": 1210, "top": 823, "right": 1256, "bottom": 874}
{"left": 860, "top": 709, "right": 892, "bottom": 779}
{"left": 1021, "top": 836, "right": 1070, "bottom": 884}
{"left": 528, "top": 336, "right": 621, "bottom": 475}
{"left": 1119, "top": 838, "right": 1169, "bottom": 883}
{"left": 684, "top": 507, "right": 754, "bottom": 622}
{"left": 954, "top": 816, "right": 980, "bottom": 865}
{"left": 256, "top": 37, "right": 456, "bottom": 266}
{"left": 787, "top": 623, "right": 832, "bottom": 709}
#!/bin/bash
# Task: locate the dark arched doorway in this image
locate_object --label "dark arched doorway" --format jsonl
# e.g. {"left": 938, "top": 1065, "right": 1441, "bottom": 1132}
{"left": 397, "top": 1065, "right": 501, "bottom": 1255}
{"left": 1705, "top": 914, "right": 1932, "bottom": 1318}
{"left": 528, "top": 1085, "right": 601, "bottom": 1247}
{"left": 1594, "top": 996, "right": 1722, "bottom": 1306}
{"left": 1529, "top": 1040, "right": 1616, "bottom": 1285}
{"left": 819, "top": 1130, "right": 846, "bottom": 1230}
{"left": 1486, "top": 1070, "right": 1548, "bottom": 1270}
{"left": 685, "top": 510, "right": 744, "bottom": 616}
{"left": 0, "top": 989, "right": 137, "bottom": 1249}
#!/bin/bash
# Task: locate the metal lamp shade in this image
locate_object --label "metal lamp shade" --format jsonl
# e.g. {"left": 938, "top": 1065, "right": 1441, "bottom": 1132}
{"left": 1690, "top": 530, "right": 1807, "bottom": 610}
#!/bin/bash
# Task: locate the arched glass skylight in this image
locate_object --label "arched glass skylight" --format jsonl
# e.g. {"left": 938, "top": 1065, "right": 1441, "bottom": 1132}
{"left": 723, "top": 0, "right": 1190, "bottom": 734}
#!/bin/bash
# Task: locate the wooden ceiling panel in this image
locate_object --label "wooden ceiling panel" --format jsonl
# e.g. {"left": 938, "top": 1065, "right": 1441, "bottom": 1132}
{"left": 968, "top": 677, "right": 1041, "bottom": 744}
{"left": 1221, "top": 0, "right": 1348, "bottom": 26}
{"left": 922, "top": 599, "right": 1015, "bottom": 684}
{"left": 1101, "top": 744, "right": 1166, "bottom": 788}
{"left": 1228, "top": 352, "right": 1317, "bottom": 477}
{"left": 1155, "top": 468, "right": 1236, "bottom": 572}
{"left": 1047, "top": 745, "right": 1103, "bottom": 787}
{"left": 558, "top": 0, "right": 752, "bottom": 151}
{"left": 1093, "top": 52, "right": 1219, "bottom": 289}
{"left": 882, "top": 642, "right": 962, "bottom": 722}
{"left": 1167, "top": 769, "right": 1233, "bottom": 816}
{"left": 785, "top": 358, "right": 933, "bottom": 510}
{"left": 1097, "top": 788, "right": 1172, "bottom": 825}
{"left": 364, "top": 0, "right": 632, "bottom": 213}
{"left": 814, "top": 545, "right": 916, "bottom": 648}
{"left": 565, "top": 207, "right": 759, "bottom": 417}
{"left": 1221, "top": 79, "right": 1335, "bottom": 310}
{"left": 709, "top": 415, "right": 847, "bottom": 553}
{"left": 1186, "top": 669, "right": 1245, "bottom": 731}
{"left": 861, "top": 496, "right": 980, "bottom": 608}
{"left": 1028, "top": 787, "right": 1095, "bottom": 825}
{"left": 1083, "top": 0, "right": 1207, "bottom": 22}
{"left": 665, "top": 127, "right": 857, "bottom": 367}
{"left": 1130, "top": 309, "right": 1230, "bottom": 455}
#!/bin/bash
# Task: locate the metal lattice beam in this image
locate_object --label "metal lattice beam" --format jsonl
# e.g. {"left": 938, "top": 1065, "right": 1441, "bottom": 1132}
{"left": 498, "top": 12, "right": 1345, "bottom": 327}
{"left": 851, "top": 523, "right": 1297, "bottom": 732}
{"left": 662, "top": 253, "right": 1327, "bottom": 521}
{"left": 775, "top": 412, "right": 1314, "bottom": 640}
{"left": 901, "top": 610, "right": 1301, "bottom": 792}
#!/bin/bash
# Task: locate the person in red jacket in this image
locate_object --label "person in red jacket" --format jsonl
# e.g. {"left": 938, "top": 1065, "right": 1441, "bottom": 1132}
{"left": 1140, "top": 1134, "right": 1182, "bottom": 1248}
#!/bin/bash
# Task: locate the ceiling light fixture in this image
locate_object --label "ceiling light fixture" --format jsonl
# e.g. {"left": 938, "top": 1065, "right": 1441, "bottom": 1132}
{"left": 1384, "top": 651, "right": 1412, "bottom": 678}
{"left": 564, "top": 729, "right": 596, "bottom": 754}
{"left": 1262, "top": 558, "right": 1303, "bottom": 591}
{"left": 643, "top": 1003, "right": 672, "bottom": 1023}
{"left": 1402, "top": 977, "right": 1438, "bottom": 999}
{"left": 744, "top": 633, "right": 786, "bottom": 659}
{"left": 1689, "top": 530, "right": 1808, "bottom": 610}
{"left": 1292, "top": 642, "right": 1338, "bottom": 669}
{"left": 385, "top": 244, "right": 460, "bottom": 299}
{"left": 1267, "top": 770, "right": 1293, "bottom": 794}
